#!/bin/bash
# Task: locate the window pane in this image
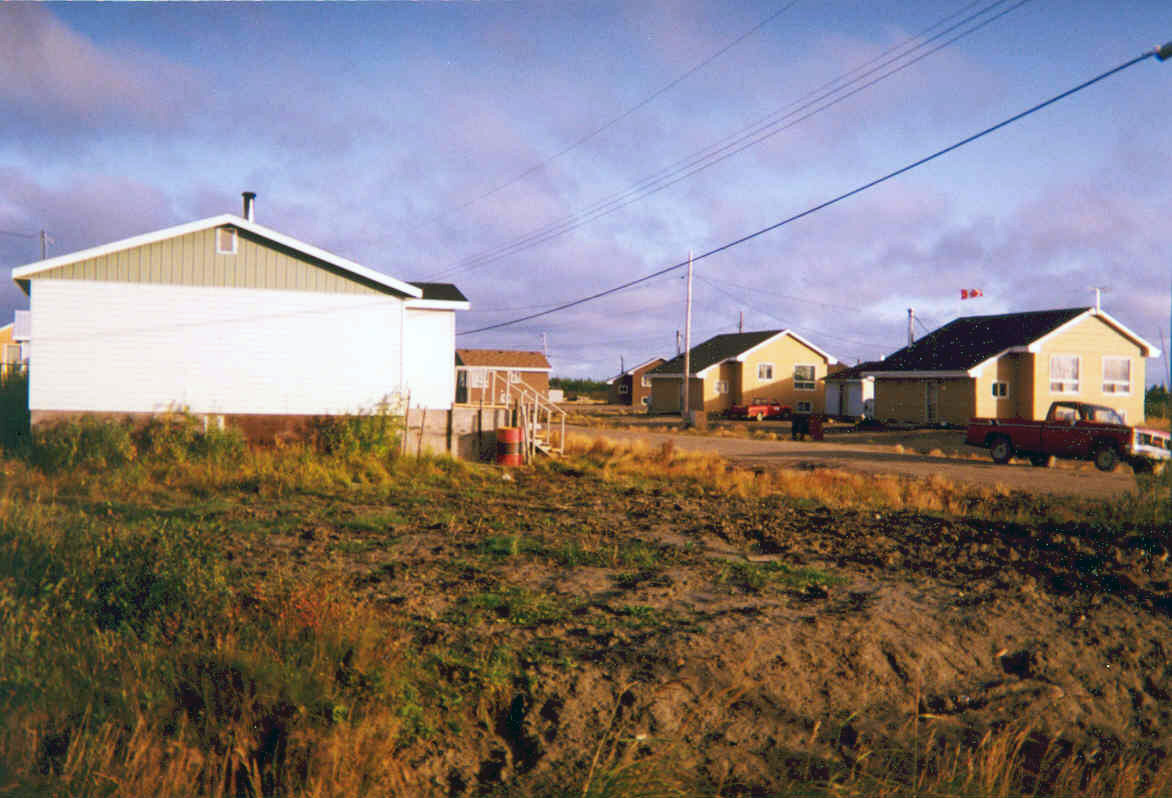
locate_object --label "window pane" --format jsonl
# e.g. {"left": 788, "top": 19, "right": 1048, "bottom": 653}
{"left": 1104, "top": 358, "right": 1129, "bottom": 381}
{"left": 794, "top": 365, "right": 815, "bottom": 381}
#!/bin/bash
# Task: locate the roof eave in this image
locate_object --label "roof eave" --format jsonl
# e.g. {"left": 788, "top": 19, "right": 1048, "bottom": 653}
{"left": 406, "top": 299, "right": 470, "bottom": 311}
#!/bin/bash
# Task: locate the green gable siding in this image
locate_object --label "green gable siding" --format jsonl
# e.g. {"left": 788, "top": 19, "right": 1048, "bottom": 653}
{"left": 32, "top": 228, "right": 386, "bottom": 295}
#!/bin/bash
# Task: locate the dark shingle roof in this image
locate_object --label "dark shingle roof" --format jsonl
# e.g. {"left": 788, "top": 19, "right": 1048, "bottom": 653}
{"left": 409, "top": 282, "right": 468, "bottom": 302}
{"left": 650, "top": 330, "right": 782, "bottom": 375}
{"left": 824, "top": 360, "right": 883, "bottom": 380}
{"left": 874, "top": 308, "right": 1090, "bottom": 372}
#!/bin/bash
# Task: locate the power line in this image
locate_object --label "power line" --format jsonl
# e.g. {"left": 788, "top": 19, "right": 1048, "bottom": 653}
{"left": 409, "top": 0, "right": 802, "bottom": 236}
{"left": 431, "top": 0, "right": 1026, "bottom": 280}
{"left": 0, "top": 229, "right": 38, "bottom": 239}
{"left": 458, "top": 45, "right": 1165, "bottom": 337}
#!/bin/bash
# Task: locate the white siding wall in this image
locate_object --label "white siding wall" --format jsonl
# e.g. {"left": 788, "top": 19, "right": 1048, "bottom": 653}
{"left": 403, "top": 308, "right": 456, "bottom": 409}
{"left": 30, "top": 280, "right": 405, "bottom": 415}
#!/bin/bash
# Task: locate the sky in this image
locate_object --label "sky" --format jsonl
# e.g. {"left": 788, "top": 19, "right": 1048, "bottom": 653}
{"left": 3, "top": 1, "right": 1172, "bottom": 384}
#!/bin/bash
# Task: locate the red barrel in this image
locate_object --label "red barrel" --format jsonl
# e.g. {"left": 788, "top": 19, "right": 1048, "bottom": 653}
{"left": 496, "top": 426, "right": 523, "bottom": 466}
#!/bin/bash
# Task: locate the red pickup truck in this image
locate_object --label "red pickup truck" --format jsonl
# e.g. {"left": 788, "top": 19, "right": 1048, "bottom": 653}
{"left": 965, "top": 401, "right": 1171, "bottom": 472}
{"left": 726, "top": 399, "right": 793, "bottom": 421}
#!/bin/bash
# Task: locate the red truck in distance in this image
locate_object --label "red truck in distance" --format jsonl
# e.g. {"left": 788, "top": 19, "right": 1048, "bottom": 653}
{"left": 726, "top": 399, "right": 793, "bottom": 422}
{"left": 965, "top": 401, "right": 1171, "bottom": 473}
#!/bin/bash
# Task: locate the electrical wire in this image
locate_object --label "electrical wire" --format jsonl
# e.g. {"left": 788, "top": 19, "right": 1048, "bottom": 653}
{"left": 0, "top": 229, "right": 37, "bottom": 239}
{"left": 409, "top": 1, "right": 804, "bottom": 236}
{"left": 430, "top": 0, "right": 1026, "bottom": 280}
{"left": 458, "top": 45, "right": 1164, "bottom": 337}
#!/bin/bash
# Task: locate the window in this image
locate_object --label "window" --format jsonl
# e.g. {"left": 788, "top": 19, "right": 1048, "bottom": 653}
{"left": 794, "top": 364, "right": 816, "bottom": 391}
{"left": 641, "top": 396, "right": 650, "bottom": 406}
{"left": 1102, "top": 357, "right": 1131, "bottom": 394}
{"left": 216, "top": 227, "right": 237, "bottom": 255}
{"left": 641, "top": 375, "right": 651, "bottom": 388}
{"left": 509, "top": 370, "right": 521, "bottom": 383}
{"left": 796, "top": 400, "right": 812, "bottom": 413}
{"left": 618, "top": 383, "right": 629, "bottom": 395}
{"left": 1049, "top": 355, "right": 1079, "bottom": 393}
{"left": 715, "top": 380, "right": 729, "bottom": 395}
{"left": 469, "top": 368, "right": 487, "bottom": 388}
{"left": 992, "top": 381, "right": 1009, "bottom": 399}
{"left": 757, "top": 363, "right": 774, "bottom": 381}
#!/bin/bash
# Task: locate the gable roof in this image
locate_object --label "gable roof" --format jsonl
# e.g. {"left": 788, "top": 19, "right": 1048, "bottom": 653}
{"left": 824, "top": 360, "right": 882, "bottom": 381}
{"left": 606, "top": 356, "right": 666, "bottom": 384}
{"left": 12, "top": 214, "right": 425, "bottom": 299}
{"left": 650, "top": 329, "right": 837, "bottom": 377}
{"left": 868, "top": 307, "right": 1158, "bottom": 376}
{"left": 455, "top": 349, "right": 551, "bottom": 370}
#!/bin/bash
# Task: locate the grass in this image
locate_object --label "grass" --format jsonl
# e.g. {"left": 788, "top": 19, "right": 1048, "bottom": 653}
{"left": 0, "top": 416, "right": 1169, "bottom": 796}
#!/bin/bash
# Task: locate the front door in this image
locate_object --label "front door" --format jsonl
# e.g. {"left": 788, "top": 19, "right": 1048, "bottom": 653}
{"left": 924, "top": 381, "right": 940, "bottom": 424}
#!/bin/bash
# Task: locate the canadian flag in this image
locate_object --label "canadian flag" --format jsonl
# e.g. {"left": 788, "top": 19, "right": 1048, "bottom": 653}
{"left": 961, "top": 289, "right": 983, "bottom": 299}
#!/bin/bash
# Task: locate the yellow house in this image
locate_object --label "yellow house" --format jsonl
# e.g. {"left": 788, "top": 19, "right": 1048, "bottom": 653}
{"left": 868, "top": 307, "right": 1158, "bottom": 426}
{"left": 647, "top": 329, "right": 838, "bottom": 415}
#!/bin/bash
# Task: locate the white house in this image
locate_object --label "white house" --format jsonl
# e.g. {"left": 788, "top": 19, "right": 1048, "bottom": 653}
{"left": 11, "top": 194, "right": 468, "bottom": 425}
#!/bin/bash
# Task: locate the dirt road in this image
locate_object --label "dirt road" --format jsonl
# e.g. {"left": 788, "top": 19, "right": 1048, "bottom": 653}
{"left": 568, "top": 425, "right": 1141, "bottom": 499}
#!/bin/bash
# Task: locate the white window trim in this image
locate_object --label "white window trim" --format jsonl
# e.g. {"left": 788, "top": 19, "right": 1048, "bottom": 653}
{"left": 757, "top": 362, "right": 774, "bottom": 381}
{"left": 714, "top": 380, "right": 729, "bottom": 395}
{"left": 640, "top": 375, "right": 651, "bottom": 388}
{"left": 508, "top": 369, "right": 521, "bottom": 383}
{"left": 1101, "top": 356, "right": 1131, "bottom": 395}
{"left": 618, "top": 383, "right": 629, "bottom": 394}
{"left": 216, "top": 227, "right": 237, "bottom": 255}
{"left": 469, "top": 367, "right": 488, "bottom": 389}
{"left": 992, "top": 381, "right": 1009, "bottom": 399}
{"left": 1049, "top": 354, "right": 1080, "bottom": 394}
{"left": 794, "top": 363, "right": 817, "bottom": 391}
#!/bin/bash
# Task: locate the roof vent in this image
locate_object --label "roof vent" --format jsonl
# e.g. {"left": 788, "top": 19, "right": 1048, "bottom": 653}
{"left": 242, "top": 191, "right": 256, "bottom": 222}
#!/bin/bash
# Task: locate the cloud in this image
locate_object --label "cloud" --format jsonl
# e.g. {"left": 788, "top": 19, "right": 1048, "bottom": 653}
{"left": 0, "top": 5, "right": 200, "bottom": 127}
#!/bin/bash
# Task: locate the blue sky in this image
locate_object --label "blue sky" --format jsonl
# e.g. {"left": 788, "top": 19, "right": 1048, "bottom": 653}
{"left": 3, "top": 1, "right": 1171, "bottom": 384}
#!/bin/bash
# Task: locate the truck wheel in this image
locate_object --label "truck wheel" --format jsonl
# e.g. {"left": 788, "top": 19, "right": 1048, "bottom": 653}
{"left": 1093, "top": 445, "right": 1119, "bottom": 473}
{"left": 1029, "top": 454, "right": 1051, "bottom": 468}
{"left": 989, "top": 436, "right": 1013, "bottom": 464}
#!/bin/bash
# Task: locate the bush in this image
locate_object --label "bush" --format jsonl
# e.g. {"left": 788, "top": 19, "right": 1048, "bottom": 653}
{"left": 307, "top": 410, "right": 404, "bottom": 458}
{"left": 18, "top": 412, "right": 246, "bottom": 473}
{"left": 0, "top": 370, "right": 30, "bottom": 452}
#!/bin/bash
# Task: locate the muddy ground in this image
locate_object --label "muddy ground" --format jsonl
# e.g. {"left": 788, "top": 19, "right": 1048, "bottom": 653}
{"left": 238, "top": 459, "right": 1172, "bottom": 795}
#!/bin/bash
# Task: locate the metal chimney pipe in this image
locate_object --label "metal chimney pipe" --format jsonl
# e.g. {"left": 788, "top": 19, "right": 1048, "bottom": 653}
{"left": 242, "top": 191, "right": 256, "bottom": 222}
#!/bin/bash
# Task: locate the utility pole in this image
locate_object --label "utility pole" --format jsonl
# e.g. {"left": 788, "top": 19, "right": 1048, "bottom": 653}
{"left": 738, "top": 310, "right": 743, "bottom": 333}
{"left": 675, "top": 330, "right": 681, "bottom": 356}
{"left": 40, "top": 230, "right": 49, "bottom": 260}
{"left": 682, "top": 250, "right": 694, "bottom": 421}
{"left": 620, "top": 355, "right": 625, "bottom": 375}
{"left": 907, "top": 308, "right": 915, "bottom": 346}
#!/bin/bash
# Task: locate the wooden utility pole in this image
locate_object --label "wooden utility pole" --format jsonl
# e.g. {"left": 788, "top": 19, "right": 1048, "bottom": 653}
{"left": 738, "top": 310, "right": 743, "bottom": 333}
{"left": 682, "top": 251, "right": 694, "bottom": 420}
{"left": 907, "top": 308, "right": 915, "bottom": 346}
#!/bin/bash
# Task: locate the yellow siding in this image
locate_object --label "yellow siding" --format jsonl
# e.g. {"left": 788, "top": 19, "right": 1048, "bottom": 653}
{"left": 737, "top": 334, "right": 831, "bottom": 412}
{"left": 874, "top": 377, "right": 974, "bottom": 425}
{"left": 1028, "top": 314, "right": 1146, "bottom": 422}
{"left": 33, "top": 228, "right": 385, "bottom": 295}
{"left": 973, "top": 352, "right": 1031, "bottom": 419}
{"left": 650, "top": 377, "right": 682, "bottom": 413}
